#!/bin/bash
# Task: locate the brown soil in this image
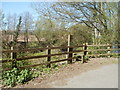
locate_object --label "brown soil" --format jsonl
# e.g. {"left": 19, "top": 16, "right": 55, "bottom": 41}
{"left": 14, "top": 57, "right": 118, "bottom": 88}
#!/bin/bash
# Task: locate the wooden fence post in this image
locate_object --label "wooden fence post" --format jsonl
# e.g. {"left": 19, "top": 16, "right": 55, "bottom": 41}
{"left": 47, "top": 46, "right": 51, "bottom": 68}
{"left": 107, "top": 43, "right": 110, "bottom": 57}
{"left": 83, "top": 43, "right": 88, "bottom": 63}
{"left": 11, "top": 34, "right": 17, "bottom": 68}
{"left": 67, "top": 35, "right": 73, "bottom": 64}
{"left": 11, "top": 46, "right": 17, "bottom": 68}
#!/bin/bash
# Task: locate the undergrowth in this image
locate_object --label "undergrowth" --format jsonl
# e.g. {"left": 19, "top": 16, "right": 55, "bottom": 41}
{"left": 2, "top": 62, "right": 67, "bottom": 87}
{"left": 2, "top": 68, "right": 33, "bottom": 87}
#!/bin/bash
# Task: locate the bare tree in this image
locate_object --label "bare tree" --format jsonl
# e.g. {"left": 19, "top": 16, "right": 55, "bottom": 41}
{"left": 12, "top": 13, "right": 17, "bottom": 30}
{"left": 0, "top": 9, "right": 4, "bottom": 30}
{"left": 13, "top": 16, "right": 22, "bottom": 43}
{"left": 21, "top": 12, "right": 33, "bottom": 43}
{"left": 33, "top": 2, "right": 118, "bottom": 44}
{"left": 5, "top": 13, "right": 17, "bottom": 31}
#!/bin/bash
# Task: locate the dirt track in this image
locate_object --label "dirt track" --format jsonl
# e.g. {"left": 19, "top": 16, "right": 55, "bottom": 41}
{"left": 15, "top": 58, "right": 118, "bottom": 88}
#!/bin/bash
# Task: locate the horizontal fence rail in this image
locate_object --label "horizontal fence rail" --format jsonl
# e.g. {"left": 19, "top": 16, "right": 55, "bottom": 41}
{"left": 2, "top": 45, "right": 84, "bottom": 53}
{"left": 3, "top": 57, "right": 77, "bottom": 71}
{"left": 1, "top": 50, "right": 84, "bottom": 63}
{"left": 1, "top": 44, "right": 120, "bottom": 71}
{"left": 87, "top": 44, "right": 120, "bottom": 47}
{"left": 87, "top": 53, "right": 120, "bottom": 57}
{"left": 2, "top": 44, "right": 120, "bottom": 53}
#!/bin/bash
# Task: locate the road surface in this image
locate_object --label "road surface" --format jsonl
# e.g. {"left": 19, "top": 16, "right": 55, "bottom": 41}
{"left": 50, "top": 64, "right": 118, "bottom": 88}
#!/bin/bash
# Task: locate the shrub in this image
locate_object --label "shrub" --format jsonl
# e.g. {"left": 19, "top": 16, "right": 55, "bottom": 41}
{"left": 2, "top": 68, "right": 32, "bottom": 87}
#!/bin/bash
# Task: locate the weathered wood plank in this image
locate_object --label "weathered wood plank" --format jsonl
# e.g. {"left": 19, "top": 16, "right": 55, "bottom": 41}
{"left": 86, "top": 53, "right": 120, "bottom": 56}
{"left": 87, "top": 44, "right": 120, "bottom": 47}
{"left": 1, "top": 50, "right": 84, "bottom": 63}
{"left": 3, "top": 45, "right": 84, "bottom": 53}
{"left": 2, "top": 57, "right": 77, "bottom": 71}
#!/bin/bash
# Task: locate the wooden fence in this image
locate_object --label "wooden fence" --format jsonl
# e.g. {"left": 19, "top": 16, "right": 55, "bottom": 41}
{"left": 1, "top": 43, "right": 120, "bottom": 71}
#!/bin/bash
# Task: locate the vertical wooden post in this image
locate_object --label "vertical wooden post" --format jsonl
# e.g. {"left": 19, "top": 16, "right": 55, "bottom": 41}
{"left": 11, "top": 46, "right": 17, "bottom": 68}
{"left": 107, "top": 43, "right": 110, "bottom": 57}
{"left": 83, "top": 43, "right": 88, "bottom": 63}
{"left": 11, "top": 35, "right": 17, "bottom": 68}
{"left": 47, "top": 46, "right": 51, "bottom": 68}
{"left": 67, "top": 35, "right": 73, "bottom": 64}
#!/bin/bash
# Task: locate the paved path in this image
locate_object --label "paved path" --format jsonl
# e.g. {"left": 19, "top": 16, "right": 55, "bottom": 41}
{"left": 50, "top": 64, "right": 118, "bottom": 88}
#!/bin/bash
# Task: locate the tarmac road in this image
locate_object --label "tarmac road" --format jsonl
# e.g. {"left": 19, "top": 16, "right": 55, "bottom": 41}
{"left": 50, "top": 64, "right": 118, "bottom": 88}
